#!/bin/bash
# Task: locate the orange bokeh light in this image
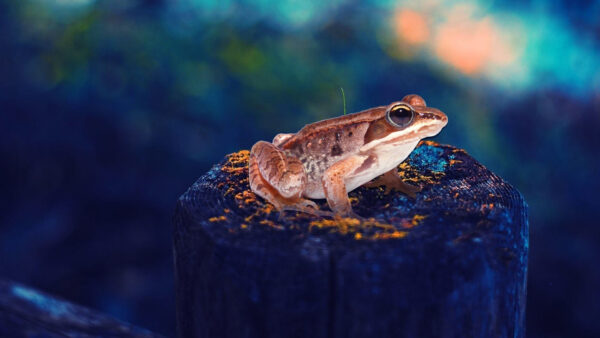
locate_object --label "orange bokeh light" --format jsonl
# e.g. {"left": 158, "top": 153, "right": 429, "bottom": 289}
{"left": 394, "top": 9, "right": 429, "bottom": 45}
{"left": 390, "top": 4, "right": 521, "bottom": 77}
{"left": 434, "top": 16, "right": 517, "bottom": 75}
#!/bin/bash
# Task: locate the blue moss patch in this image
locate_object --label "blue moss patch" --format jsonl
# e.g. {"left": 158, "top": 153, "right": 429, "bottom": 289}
{"left": 408, "top": 143, "right": 447, "bottom": 173}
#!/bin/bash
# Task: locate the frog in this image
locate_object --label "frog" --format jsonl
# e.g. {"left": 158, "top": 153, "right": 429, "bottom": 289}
{"left": 248, "top": 94, "right": 448, "bottom": 218}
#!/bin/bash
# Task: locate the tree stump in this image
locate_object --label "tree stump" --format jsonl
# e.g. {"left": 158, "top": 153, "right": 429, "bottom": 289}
{"left": 173, "top": 141, "right": 528, "bottom": 338}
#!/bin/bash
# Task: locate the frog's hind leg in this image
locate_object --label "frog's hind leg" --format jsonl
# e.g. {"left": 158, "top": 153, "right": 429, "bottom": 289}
{"left": 249, "top": 141, "right": 331, "bottom": 217}
{"left": 250, "top": 141, "right": 305, "bottom": 200}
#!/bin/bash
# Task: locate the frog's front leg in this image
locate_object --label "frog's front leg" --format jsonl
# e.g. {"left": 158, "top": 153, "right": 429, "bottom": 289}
{"left": 321, "top": 156, "right": 365, "bottom": 218}
{"left": 364, "top": 169, "right": 421, "bottom": 198}
{"left": 249, "top": 141, "right": 330, "bottom": 217}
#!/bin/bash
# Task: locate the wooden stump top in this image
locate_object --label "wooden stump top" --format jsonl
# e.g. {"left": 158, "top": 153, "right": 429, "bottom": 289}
{"left": 176, "top": 141, "right": 526, "bottom": 254}
{"left": 173, "top": 141, "right": 528, "bottom": 338}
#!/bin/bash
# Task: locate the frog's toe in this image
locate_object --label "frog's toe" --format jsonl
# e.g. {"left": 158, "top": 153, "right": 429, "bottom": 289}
{"left": 382, "top": 179, "right": 421, "bottom": 198}
{"left": 364, "top": 169, "right": 422, "bottom": 198}
{"left": 397, "top": 182, "right": 421, "bottom": 198}
{"left": 279, "top": 200, "right": 333, "bottom": 218}
{"left": 298, "top": 199, "right": 319, "bottom": 210}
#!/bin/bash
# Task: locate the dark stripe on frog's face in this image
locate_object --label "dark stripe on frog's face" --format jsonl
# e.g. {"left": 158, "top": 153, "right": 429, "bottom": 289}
{"left": 417, "top": 110, "right": 447, "bottom": 122}
{"left": 363, "top": 118, "right": 397, "bottom": 144}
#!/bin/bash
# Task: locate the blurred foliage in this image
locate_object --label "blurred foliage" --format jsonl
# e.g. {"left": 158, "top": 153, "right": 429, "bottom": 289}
{"left": 1, "top": 0, "right": 599, "bottom": 336}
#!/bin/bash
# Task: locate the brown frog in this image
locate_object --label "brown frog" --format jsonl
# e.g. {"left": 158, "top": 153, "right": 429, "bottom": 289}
{"left": 248, "top": 94, "right": 448, "bottom": 218}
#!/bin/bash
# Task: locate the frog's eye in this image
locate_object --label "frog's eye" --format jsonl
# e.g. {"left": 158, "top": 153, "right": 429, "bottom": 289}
{"left": 386, "top": 103, "right": 414, "bottom": 128}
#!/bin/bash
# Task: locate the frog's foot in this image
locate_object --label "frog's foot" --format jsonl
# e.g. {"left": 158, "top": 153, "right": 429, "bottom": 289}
{"left": 278, "top": 199, "right": 334, "bottom": 219}
{"left": 364, "top": 169, "right": 421, "bottom": 198}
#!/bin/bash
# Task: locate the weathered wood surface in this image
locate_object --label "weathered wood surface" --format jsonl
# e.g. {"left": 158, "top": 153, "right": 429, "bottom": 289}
{"left": 0, "top": 278, "right": 162, "bottom": 337}
{"left": 173, "top": 141, "right": 528, "bottom": 338}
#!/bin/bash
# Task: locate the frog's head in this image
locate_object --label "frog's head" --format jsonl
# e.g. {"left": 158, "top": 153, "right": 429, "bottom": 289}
{"left": 362, "top": 94, "right": 448, "bottom": 152}
{"left": 391, "top": 94, "right": 448, "bottom": 138}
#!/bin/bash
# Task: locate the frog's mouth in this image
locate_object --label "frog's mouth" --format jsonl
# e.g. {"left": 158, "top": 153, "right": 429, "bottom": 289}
{"left": 415, "top": 113, "right": 448, "bottom": 137}
{"left": 418, "top": 123, "right": 446, "bottom": 138}
{"left": 361, "top": 129, "right": 421, "bottom": 152}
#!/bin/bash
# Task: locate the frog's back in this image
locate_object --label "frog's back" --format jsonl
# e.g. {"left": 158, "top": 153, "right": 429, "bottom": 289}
{"left": 280, "top": 107, "right": 385, "bottom": 150}
{"left": 292, "top": 107, "right": 385, "bottom": 139}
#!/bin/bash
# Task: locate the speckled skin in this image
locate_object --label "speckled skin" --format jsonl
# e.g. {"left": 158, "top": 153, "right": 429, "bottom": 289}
{"left": 249, "top": 94, "right": 448, "bottom": 217}
{"left": 281, "top": 121, "right": 371, "bottom": 197}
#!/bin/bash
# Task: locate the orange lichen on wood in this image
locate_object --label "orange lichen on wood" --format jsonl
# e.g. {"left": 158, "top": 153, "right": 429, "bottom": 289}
{"left": 225, "top": 150, "right": 250, "bottom": 166}
{"left": 209, "top": 215, "right": 227, "bottom": 222}
{"left": 402, "top": 215, "right": 427, "bottom": 229}
{"left": 398, "top": 161, "right": 443, "bottom": 186}
{"left": 235, "top": 190, "right": 257, "bottom": 205}
{"left": 481, "top": 203, "right": 495, "bottom": 212}
{"left": 309, "top": 217, "right": 406, "bottom": 240}
{"left": 353, "top": 230, "right": 408, "bottom": 240}
{"left": 221, "top": 150, "right": 250, "bottom": 174}
{"left": 260, "top": 204, "right": 275, "bottom": 215}
{"left": 413, "top": 214, "right": 426, "bottom": 224}
{"left": 309, "top": 217, "right": 362, "bottom": 235}
{"left": 224, "top": 186, "right": 236, "bottom": 196}
{"left": 370, "top": 231, "right": 408, "bottom": 240}
{"left": 259, "top": 219, "right": 284, "bottom": 230}
{"left": 244, "top": 203, "right": 275, "bottom": 224}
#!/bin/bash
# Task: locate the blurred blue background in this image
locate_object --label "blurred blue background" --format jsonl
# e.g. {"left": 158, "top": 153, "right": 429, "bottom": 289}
{"left": 1, "top": 0, "right": 599, "bottom": 336}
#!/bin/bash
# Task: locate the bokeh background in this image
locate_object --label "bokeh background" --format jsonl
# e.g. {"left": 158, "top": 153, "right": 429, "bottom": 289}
{"left": 1, "top": 0, "right": 599, "bottom": 336}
